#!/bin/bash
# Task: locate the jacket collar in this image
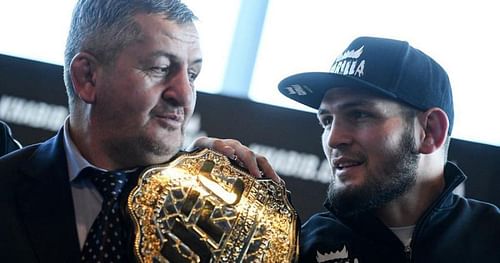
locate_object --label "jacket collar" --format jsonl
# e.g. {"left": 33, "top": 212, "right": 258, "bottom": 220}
{"left": 16, "top": 129, "right": 81, "bottom": 263}
{"left": 439, "top": 162, "right": 467, "bottom": 207}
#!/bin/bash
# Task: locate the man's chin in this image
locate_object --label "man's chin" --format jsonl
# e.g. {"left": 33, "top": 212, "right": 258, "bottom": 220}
{"left": 138, "top": 144, "right": 181, "bottom": 166}
{"left": 138, "top": 133, "right": 184, "bottom": 162}
{"left": 327, "top": 185, "right": 377, "bottom": 217}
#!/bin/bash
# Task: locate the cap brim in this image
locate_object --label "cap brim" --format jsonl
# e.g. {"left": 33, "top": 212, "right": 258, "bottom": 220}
{"left": 278, "top": 72, "right": 396, "bottom": 109}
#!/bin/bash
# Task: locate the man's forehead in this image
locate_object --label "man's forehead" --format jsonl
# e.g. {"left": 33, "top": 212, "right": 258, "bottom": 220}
{"left": 320, "top": 87, "right": 384, "bottom": 104}
{"left": 162, "top": 23, "right": 200, "bottom": 44}
{"left": 133, "top": 13, "right": 200, "bottom": 42}
{"left": 318, "top": 87, "right": 401, "bottom": 112}
{"left": 130, "top": 13, "right": 202, "bottom": 62}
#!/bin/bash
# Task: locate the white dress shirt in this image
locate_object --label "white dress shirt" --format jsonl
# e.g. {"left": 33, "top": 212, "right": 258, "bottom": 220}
{"left": 62, "top": 118, "right": 104, "bottom": 249}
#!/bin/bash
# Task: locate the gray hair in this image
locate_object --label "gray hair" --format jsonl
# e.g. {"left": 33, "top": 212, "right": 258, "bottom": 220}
{"left": 63, "top": 0, "right": 196, "bottom": 110}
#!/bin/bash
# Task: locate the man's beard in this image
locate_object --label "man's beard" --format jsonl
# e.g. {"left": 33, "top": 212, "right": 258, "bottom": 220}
{"left": 326, "top": 126, "right": 419, "bottom": 217}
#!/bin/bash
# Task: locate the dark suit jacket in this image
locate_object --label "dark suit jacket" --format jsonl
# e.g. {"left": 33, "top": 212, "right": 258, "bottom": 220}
{"left": 0, "top": 121, "right": 21, "bottom": 156}
{"left": 0, "top": 130, "right": 81, "bottom": 262}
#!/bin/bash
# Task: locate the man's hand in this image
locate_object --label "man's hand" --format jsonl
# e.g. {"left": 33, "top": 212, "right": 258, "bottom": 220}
{"left": 188, "top": 136, "right": 283, "bottom": 185}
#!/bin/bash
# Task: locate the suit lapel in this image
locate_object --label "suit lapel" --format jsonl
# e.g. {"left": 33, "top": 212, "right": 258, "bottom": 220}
{"left": 16, "top": 130, "right": 81, "bottom": 263}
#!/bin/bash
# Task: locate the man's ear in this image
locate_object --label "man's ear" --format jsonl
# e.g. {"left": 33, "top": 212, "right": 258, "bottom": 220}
{"left": 417, "top": 108, "right": 449, "bottom": 154}
{"left": 70, "top": 52, "right": 99, "bottom": 104}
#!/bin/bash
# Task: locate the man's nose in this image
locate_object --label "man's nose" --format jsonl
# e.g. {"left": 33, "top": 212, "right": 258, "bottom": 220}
{"left": 327, "top": 120, "right": 352, "bottom": 149}
{"left": 162, "top": 67, "right": 194, "bottom": 107}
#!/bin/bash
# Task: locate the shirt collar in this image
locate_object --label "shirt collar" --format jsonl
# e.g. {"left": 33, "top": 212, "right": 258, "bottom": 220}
{"left": 63, "top": 117, "right": 104, "bottom": 181}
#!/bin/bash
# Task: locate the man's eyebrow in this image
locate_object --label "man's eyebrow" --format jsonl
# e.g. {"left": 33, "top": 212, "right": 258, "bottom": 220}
{"left": 190, "top": 58, "right": 202, "bottom": 66}
{"left": 317, "top": 99, "right": 376, "bottom": 115}
{"left": 338, "top": 100, "right": 375, "bottom": 109}
{"left": 317, "top": 108, "right": 329, "bottom": 116}
{"left": 142, "top": 52, "right": 202, "bottom": 66}
{"left": 142, "top": 51, "right": 171, "bottom": 61}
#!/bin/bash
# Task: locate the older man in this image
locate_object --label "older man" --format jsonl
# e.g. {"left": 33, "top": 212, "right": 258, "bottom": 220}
{"left": 0, "top": 1, "right": 278, "bottom": 262}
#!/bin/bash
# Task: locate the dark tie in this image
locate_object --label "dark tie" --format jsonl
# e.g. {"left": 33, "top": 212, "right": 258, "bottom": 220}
{"left": 80, "top": 167, "right": 130, "bottom": 262}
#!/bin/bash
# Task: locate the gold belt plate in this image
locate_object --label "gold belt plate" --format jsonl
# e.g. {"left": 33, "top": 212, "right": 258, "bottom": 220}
{"left": 127, "top": 148, "right": 299, "bottom": 263}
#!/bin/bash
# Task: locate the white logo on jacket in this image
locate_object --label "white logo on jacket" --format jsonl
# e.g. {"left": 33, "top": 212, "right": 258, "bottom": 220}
{"left": 316, "top": 245, "right": 359, "bottom": 262}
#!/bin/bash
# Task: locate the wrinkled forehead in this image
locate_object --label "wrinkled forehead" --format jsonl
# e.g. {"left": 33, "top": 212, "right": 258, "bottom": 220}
{"left": 128, "top": 13, "right": 202, "bottom": 62}
{"left": 134, "top": 13, "right": 200, "bottom": 42}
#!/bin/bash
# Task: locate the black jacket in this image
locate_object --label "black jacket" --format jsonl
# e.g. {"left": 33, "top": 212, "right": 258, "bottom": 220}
{"left": 300, "top": 162, "right": 500, "bottom": 262}
{"left": 0, "top": 120, "right": 21, "bottom": 156}
{"left": 0, "top": 130, "right": 82, "bottom": 262}
{"left": 0, "top": 129, "right": 140, "bottom": 262}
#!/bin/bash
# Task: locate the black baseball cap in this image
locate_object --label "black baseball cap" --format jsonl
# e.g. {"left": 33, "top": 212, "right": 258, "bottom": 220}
{"left": 278, "top": 36, "right": 454, "bottom": 134}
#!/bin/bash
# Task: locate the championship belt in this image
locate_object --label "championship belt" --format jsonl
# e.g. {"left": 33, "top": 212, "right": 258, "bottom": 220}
{"left": 127, "top": 148, "right": 299, "bottom": 263}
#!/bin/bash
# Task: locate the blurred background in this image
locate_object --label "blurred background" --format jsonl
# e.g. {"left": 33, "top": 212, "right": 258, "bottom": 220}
{"left": 1, "top": 0, "right": 499, "bottom": 220}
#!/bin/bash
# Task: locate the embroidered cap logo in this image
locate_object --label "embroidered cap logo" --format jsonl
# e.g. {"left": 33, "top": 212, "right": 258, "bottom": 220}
{"left": 329, "top": 46, "right": 365, "bottom": 78}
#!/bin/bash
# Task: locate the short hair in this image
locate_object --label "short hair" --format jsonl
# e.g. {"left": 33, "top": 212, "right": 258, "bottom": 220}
{"left": 63, "top": 0, "right": 197, "bottom": 110}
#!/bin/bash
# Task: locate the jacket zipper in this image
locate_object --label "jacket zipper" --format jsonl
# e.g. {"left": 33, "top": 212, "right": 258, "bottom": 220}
{"left": 403, "top": 163, "right": 465, "bottom": 263}
{"left": 404, "top": 244, "right": 412, "bottom": 262}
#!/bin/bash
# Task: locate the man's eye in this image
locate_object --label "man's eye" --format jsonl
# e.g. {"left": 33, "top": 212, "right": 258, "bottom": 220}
{"left": 188, "top": 70, "right": 198, "bottom": 82}
{"left": 319, "top": 116, "right": 333, "bottom": 128}
{"left": 350, "top": 111, "right": 371, "bottom": 120}
{"left": 150, "top": 66, "right": 169, "bottom": 75}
